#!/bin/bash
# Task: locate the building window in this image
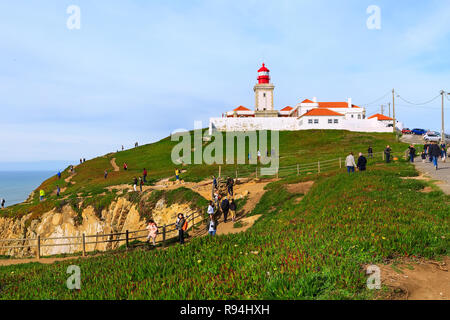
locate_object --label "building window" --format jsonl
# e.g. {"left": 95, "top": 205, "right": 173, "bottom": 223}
{"left": 308, "top": 119, "right": 313, "bottom": 124}
{"left": 314, "top": 119, "right": 319, "bottom": 124}
{"left": 358, "top": 114, "right": 361, "bottom": 119}
{"left": 351, "top": 115, "right": 354, "bottom": 118}
{"left": 328, "top": 119, "right": 332, "bottom": 124}
{"left": 334, "top": 119, "right": 339, "bottom": 124}
{"left": 263, "top": 93, "right": 266, "bottom": 97}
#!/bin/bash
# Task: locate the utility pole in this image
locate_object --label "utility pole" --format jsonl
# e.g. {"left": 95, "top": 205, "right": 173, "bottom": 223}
{"left": 441, "top": 90, "right": 445, "bottom": 144}
{"left": 392, "top": 89, "right": 397, "bottom": 138}
{"left": 388, "top": 102, "right": 391, "bottom": 118}
{"left": 380, "top": 105, "right": 384, "bottom": 115}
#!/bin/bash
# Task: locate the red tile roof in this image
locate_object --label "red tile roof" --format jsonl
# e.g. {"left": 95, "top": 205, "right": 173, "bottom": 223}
{"left": 368, "top": 113, "right": 393, "bottom": 121}
{"left": 280, "top": 106, "right": 293, "bottom": 111}
{"left": 301, "top": 108, "right": 345, "bottom": 117}
{"left": 317, "top": 102, "right": 361, "bottom": 109}
{"left": 301, "top": 99, "right": 314, "bottom": 103}
{"left": 233, "top": 106, "right": 251, "bottom": 112}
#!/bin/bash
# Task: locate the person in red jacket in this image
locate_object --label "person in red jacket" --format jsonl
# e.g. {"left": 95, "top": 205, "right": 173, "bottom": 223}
{"left": 123, "top": 162, "right": 128, "bottom": 170}
{"left": 143, "top": 168, "right": 147, "bottom": 182}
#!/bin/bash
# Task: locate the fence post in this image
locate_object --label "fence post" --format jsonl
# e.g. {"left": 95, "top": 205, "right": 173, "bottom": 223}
{"left": 126, "top": 230, "right": 129, "bottom": 249}
{"left": 318, "top": 161, "right": 320, "bottom": 173}
{"left": 36, "top": 235, "right": 41, "bottom": 260}
{"left": 339, "top": 157, "right": 342, "bottom": 169}
{"left": 235, "top": 169, "right": 238, "bottom": 180}
{"left": 297, "top": 164, "right": 299, "bottom": 175}
{"left": 218, "top": 166, "right": 221, "bottom": 178}
{"left": 162, "top": 224, "right": 166, "bottom": 248}
{"left": 82, "top": 233, "right": 86, "bottom": 257}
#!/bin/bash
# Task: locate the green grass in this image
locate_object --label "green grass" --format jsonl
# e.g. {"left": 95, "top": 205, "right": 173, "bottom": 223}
{"left": 0, "top": 130, "right": 407, "bottom": 220}
{"left": 0, "top": 160, "right": 448, "bottom": 299}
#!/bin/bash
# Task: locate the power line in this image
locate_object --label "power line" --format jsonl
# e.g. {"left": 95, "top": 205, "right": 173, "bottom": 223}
{"left": 396, "top": 93, "right": 441, "bottom": 105}
{"left": 360, "top": 90, "right": 392, "bottom": 106}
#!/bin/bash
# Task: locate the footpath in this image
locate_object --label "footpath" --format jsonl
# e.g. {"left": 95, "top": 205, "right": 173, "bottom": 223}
{"left": 413, "top": 159, "right": 450, "bottom": 195}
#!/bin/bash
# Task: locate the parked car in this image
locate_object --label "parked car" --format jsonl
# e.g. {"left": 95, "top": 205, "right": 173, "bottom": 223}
{"left": 402, "top": 128, "right": 412, "bottom": 134}
{"left": 423, "top": 133, "right": 441, "bottom": 142}
{"left": 411, "top": 128, "right": 427, "bottom": 135}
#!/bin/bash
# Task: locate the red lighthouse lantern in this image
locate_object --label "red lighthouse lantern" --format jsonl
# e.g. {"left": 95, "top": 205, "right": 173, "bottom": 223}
{"left": 257, "top": 63, "right": 270, "bottom": 84}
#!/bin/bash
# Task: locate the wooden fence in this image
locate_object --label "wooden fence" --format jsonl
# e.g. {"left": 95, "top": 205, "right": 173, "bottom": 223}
{"left": 0, "top": 210, "right": 204, "bottom": 259}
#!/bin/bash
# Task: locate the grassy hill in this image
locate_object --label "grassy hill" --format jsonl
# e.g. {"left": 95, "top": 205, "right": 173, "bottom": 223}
{"left": 1, "top": 130, "right": 407, "bottom": 219}
{"left": 0, "top": 160, "right": 448, "bottom": 299}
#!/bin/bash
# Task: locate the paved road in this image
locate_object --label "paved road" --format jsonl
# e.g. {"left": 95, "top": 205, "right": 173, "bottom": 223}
{"left": 413, "top": 158, "right": 450, "bottom": 195}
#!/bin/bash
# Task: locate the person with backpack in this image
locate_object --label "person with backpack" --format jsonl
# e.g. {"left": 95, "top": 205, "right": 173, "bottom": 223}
{"left": 429, "top": 141, "right": 442, "bottom": 170}
{"left": 176, "top": 213, "right": 186, "bottom": 245}
{"left": 143, "top": 168, "right": 148, "bottom": 182}
{"left": 229, "top": 198, "right": 237, "bottom": 222}
{"left": 146, "top": 220, "right": 158, "bottom": 246}
{"left": 357, "top": 152, "right": 367, "bottom": 171}
{"left": 345, "top": 152, "right": 356, "bottom": 173}
{"left": 133, "top": 177, "right": 138, "bottom": 192}
{"left": 226, "top": 177, "right": 234, "bottom": 196}
{"left": 384, "top": 145, "right": 392, "bottom": 163}
{"left": 39, "top": 189, "right": 45, "bottom": 201}
{"left": 57, "top": 171, "right": 61, "bottom": 179}
{"left": 408, "top": 145, "right": 416, "bottom": 163}
{"left": 206, "top": 213, "right": 218, "bottom": 236}
{"left": 221, "top": 197, "right": 230, "bottom": 223}
{"left": 1, "top": 198, "right": 5, "bottom": 209}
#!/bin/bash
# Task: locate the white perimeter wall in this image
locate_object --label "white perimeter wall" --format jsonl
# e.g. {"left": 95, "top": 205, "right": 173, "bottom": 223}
{"left": 209, "top": 117, "right": 395, "bottom": 134}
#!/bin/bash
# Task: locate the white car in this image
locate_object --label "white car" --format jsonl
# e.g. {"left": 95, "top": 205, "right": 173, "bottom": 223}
{"left": 423, "top": 133, "right": 441, "bottom": 142}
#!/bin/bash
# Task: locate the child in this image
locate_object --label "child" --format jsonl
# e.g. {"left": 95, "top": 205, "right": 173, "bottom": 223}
{"left": 421, "top": 150, "right": 426, "bottom": 163}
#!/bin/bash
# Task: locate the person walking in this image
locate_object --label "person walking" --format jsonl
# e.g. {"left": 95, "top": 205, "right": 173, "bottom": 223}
{"left": 1, "top": 198, "right": 5, "bottom": 209}
{"left": 441, "top": 143, "right": 447, "bottom": 162}
{"left": 104, "top": 170, "right": 108, "bottom": 179}
{"left": 56, "top": 185, "right": 60, "bottom": 197}
{"left": 212, "top": 176, "right": 218, "bottom": 190}
{"left": 257, "top": 150, "right": 261, "bottom": 163}
{"left": 226, "top": 176, "right": 234, "bottom": 196}
{"left": 57, "top": 171, "right": 61, "bottom": 179}
{"left": 39, "top": 189, "right": 45, "bottom": 201}
{"left": 143, "top": 168, "right": 148, "bottom": 183}
{"left": 357, "top": 153, "right": 367, "bottom": 171}
{"left": 221, "top": 196, "right": 230, "bottom": 223}
{"left": 175, "top": 213, "right": 186, "bottom": 245}
{"left": 139, "top": 177, "right": 144, "bottom": 192}
{"left": 368, "top": 146, "right": 373, "bottom": 159}
{"left": 121, "top": 145, "right": 124, "bottom": 151}
{"left": 229, "top": 198, "right": 237, "bottom": 222}
{"left": 133, "top": 177, "right": 138, "bottom": 192}
{"left": 345, "top": 152, "right": 356, "bottom": 173}
{"left": 206, "top": 213, "right": 218, "bottom": 236}
{"left": 175, "top": 168, "right": 180, "bottom": 184}
{"left": 429, "top": 141, "right": 441, "bottom": 170}
{"left": 384, "top": 145, "right": 392, "bottom": 163}
{"left": 408, "top": 145, "right": 416, "bottom": 163}
{"left": 207, "top": 201, "right": 215, "bottom": 216}
{"left": 146, "top": 220, "right": 158, "bottom": 246}
{"left": 421, "top": 150, "right": 426, "bottom": 163}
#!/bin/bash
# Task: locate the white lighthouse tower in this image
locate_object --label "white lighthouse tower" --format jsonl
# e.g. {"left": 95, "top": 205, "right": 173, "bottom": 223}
{"left": 254, "top": 63, "right": 277, "bottom": 117}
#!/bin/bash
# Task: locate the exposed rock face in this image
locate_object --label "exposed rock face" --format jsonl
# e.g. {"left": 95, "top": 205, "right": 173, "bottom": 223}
{"left": 0, "top": 196, "right": 192, "bottom": 257}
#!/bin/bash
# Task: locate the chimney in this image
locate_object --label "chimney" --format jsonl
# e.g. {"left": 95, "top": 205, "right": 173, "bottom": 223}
{"left": 313, "top": 97, "right": 317, "bottom": 103}
{"left": 348, "top": 98, "right": 352, "bottom": 108}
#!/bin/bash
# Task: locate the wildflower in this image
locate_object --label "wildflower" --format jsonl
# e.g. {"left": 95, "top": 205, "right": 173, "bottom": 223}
{"left": 197, "top": 259, "right": 202, "bottom": 264}
{"left": 382, "top": 236, "right": 386, "bottom": 240}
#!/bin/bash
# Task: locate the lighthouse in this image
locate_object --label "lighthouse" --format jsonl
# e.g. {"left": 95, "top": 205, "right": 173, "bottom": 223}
{"left": 254, "top": 63, "right": 277, "bottom": 117}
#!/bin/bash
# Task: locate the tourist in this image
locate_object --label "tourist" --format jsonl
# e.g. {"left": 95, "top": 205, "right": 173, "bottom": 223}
{"left": 226, "top": 176, "right": 234, "bottom": 196}
{"left": 133, "top": 177, "right": 138, "bottom": 191}
{"left": 83, "top": 158, "right": 86, "bottom": 163}
{"left": 368, "top": 146, "right": 373, "bottom": 159}
{"left": 206, "top": 213, "right": 218, "bottom": 236}
{"left": 441, "top": 143, "right": 447, "bottom": 162}
{"left": 139, "top": 177, "right": 144, "bottom": 192}
{"left": 56, "top": 185, "right": 60, "bottom": 197}
{"left": 221, "top": 196, "right": 230, "bottom": 223}
{"left": 421, "top": 150, "right": 426, "bottom": 163}
{"left": 384, "top": 145, "right": 392, "bottom": 163}
{"left": 429, "top": 141, "right": 441, "bottom": 170}
{"left": 345, "top": 152, "right": 356, "bottom": 173}
{"left": 175, "top": 213, "right": 186, "bottom": 245}
{"left": 104, "top": 170, "right": 108, "bottom": 179}
{"left": 135, "top": 142, "right": 138, "bottom": 148}
{"left": 121, "top": 145, "right": 124, "bottom": 151}
{"left": 123, "top": 162, "right": 128, "bottom": 171}
{"left": 57, "top": 171, "right": 61, "bottom": 179}
{"left": 146, "top": 220, "right": 158, "bottom": 246}
{"left": 80, "top": 158, "right": 82, "bottom": 164}
{"left": 229, "top": 198, "right": 237, "bottom": 222}
{"left": 408, "top": 145, "right": 416, "bottom": 163}
{"left": 207, "top": 201, "right": 215, "bottom": 216}
{"left": 357, "top": 152, "right": 367, "bottom": 171}
{"left": 39, "top": 189, "right": 45, "bottom": 201}
{"left": 143, "top": 168, "right": 148, "bottom": 182}
{"left": 212, "top": 175, "right": 218, "bottom": 190}
{"left": 175, "top": 168, "right": 180, "bottom": 184}
{"left": 1, "top": 198, "right": 5, "bottom": 209}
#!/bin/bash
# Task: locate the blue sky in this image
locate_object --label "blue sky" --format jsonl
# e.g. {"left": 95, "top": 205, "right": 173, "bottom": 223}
{"left": 1, "top": 0, "right": 449, "bottom": 166}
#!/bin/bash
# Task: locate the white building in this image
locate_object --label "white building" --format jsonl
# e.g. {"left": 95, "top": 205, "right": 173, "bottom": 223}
{"left": 209, "top": 63, "right": 401, "bottom": 134}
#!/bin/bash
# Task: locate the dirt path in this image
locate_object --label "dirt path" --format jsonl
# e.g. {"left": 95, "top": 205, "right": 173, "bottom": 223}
{"left": 110, "top": 158, "right": 120, "bottom": 172}
{"left": 378, "top": 256, "right": 450, "bottom": 300}
{"left": 0, "top": 254, "right": 104, "bottom": 267}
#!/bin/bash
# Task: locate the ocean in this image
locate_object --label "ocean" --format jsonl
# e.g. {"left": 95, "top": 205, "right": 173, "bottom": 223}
{"left": 0, "top": 171, "right": 55, "bottom": 207}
